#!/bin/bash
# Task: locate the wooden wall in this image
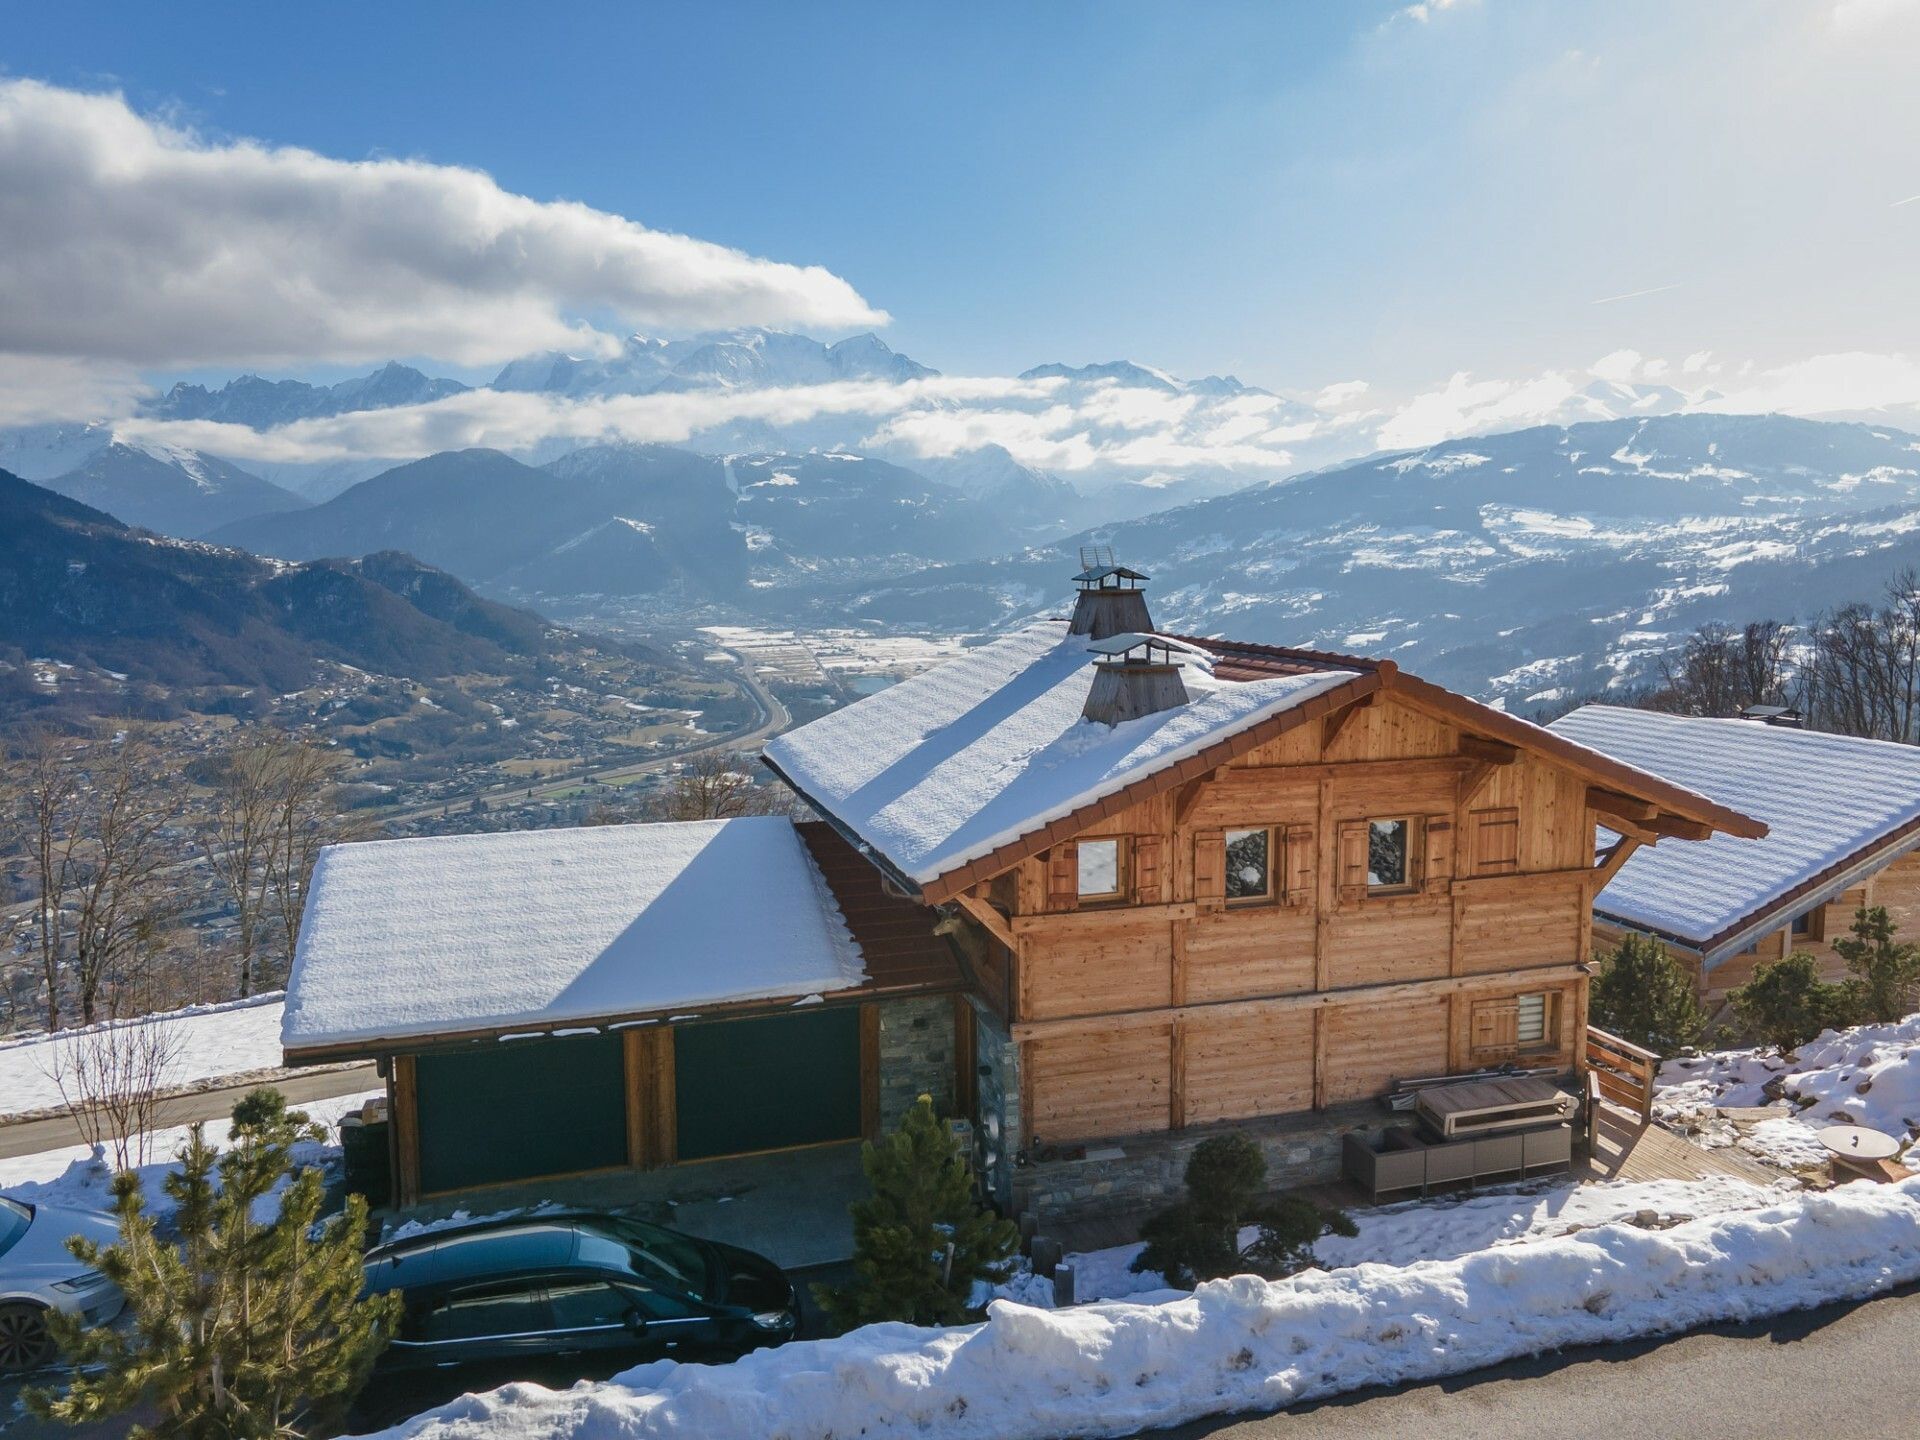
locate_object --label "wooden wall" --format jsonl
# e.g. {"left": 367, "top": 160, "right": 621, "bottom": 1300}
{"left": 967, "top": 692, "right": 1602, "bottom": 1149}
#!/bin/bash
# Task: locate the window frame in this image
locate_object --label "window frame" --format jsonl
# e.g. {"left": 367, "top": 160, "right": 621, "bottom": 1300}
{"left": 1222, "top": 826, "right": 1275, "bottom": 906}
{"left": 1791, "top": 907, "right": 1826, "bottom": 943}
{"left": 1075, "top": 836, "right": 1129, "bottom": 904}
{"left": 1365, "top": 816, "right": 1417, "bottom": 895}
{"left": 1514, "top": 991, "right": 1551, "bottom": 1049}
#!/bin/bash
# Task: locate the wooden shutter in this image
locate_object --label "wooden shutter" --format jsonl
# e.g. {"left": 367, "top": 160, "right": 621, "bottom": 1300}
{"left": 1046, "top": 842, "right": 1079, "bottom": 912}
{"left": 1469, "top": 999, "right": 1520, "bottom": 1059}
{"left": 1422, "top": 817, "right": 1453, "bottom": 895}
{"left": 1336, "top": 821, "right": 1370, "bottom": 903}
{"left": 1193, "top": 828, "right": 1224, "bottom": 908}
{"left": 1133, "top": 834, "right": 1165, "bottom": 905}
{"left": 1282, "top": 824, "right": 1314, "bottom": 907}
{"left": 1469, "top": 807, "right": 1520, "bottom": 875}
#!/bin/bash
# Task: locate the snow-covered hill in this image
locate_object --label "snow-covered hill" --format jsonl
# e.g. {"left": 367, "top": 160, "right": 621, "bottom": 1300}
{"left": 792, "top": 413, "right": 1920, "bottom": 709}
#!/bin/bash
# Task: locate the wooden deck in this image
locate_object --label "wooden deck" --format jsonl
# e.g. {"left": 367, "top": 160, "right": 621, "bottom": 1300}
{"left": 1581, "top": 1099, "right": 1781, "bottom": 1185}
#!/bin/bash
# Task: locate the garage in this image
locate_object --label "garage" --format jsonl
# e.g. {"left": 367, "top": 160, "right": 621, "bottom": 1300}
{"left": 414, "top": 1032, "right": 627, "bottom": 1193}
{"left": 673, "top": 1007, "right": 863, "bottom": 1161}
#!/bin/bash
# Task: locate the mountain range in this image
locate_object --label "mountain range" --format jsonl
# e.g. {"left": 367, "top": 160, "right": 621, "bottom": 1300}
{"left": 0, "top": 466, "right": 567, "bottom": 717}
{"left": 207, "top": 442, "right": 1023, "bottom": 604}
{"left": 780, "top": 413, "right": 1920, "bottom": 710}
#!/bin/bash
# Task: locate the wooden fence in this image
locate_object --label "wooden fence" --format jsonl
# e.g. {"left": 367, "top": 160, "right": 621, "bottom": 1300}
{"left": 1584, "top": 1025, "right": 1659, "bottom": 1120}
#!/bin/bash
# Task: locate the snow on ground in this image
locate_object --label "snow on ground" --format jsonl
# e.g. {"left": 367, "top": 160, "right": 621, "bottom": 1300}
{"left": 0, "top": 994, "right": 288, "bottom": 1119}
{"left": 997, "top": 1174, "right": 1789, "bottom": 1309}
{"left": 0, "top": 1089, "right": 381, "bottom": 1223}
{"left": 360, "top": 1177, "right": 1920, "bottom": 1440}
{"left": 1656, "top": 1012, "right": 1920, "bottom": 1162}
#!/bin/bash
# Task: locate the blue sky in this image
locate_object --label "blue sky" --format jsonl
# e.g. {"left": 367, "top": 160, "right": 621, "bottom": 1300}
{"left": 3, "top": 0, "right": 1919, "bottom": 458}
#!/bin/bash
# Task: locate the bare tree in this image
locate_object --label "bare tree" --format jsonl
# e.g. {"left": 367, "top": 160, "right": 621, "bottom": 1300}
{"left": 67, "top": 739, "right": 176, "bottom": 1025}
{"left": 1649, "top": 620, "right": 1792, "bottom": 718}
{"left": 199, "top": 728, "right": 358, "bottom": 995}
{"left": 650, "top": 748, "right": 795, "bottom": 822}
{"left": 14, "top": 730, "right": 84, "bottom": 1029}
{"left": 43, "top": 1015, "right": 184, "bottom": 1171}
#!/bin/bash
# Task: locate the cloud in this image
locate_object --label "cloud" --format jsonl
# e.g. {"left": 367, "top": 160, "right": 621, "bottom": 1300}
{"left": 0, "top": 79, "right": 884, "bottom": 379}
{"left": 1699, "top": 350, "right": 1920, "bottom": 416}
{"left": 1374, "top": 371, "right": 1583, "bottom": 450}
{"left": 0, "top": 357, "right": 151, "bottom": 427}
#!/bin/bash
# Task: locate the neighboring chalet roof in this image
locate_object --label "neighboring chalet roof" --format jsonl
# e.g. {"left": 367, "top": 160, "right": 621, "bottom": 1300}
{"left": 762, "top": 622, "right": 1763, "bottom": 904}
{"left": 281, "top": 816, "right": 959, "bottom": 1063}
{"left": 1550, "top": 705, "right": 1920, "bottom": 960}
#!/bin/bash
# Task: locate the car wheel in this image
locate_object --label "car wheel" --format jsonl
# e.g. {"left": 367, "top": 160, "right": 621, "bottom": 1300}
{"left": 0, "top": 1302, "right": 56, "bottom": 1374}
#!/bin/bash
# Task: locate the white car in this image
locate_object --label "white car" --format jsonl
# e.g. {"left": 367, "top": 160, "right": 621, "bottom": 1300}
{"left": 0, "top": 1196, "right": 124, "bottom": 1374}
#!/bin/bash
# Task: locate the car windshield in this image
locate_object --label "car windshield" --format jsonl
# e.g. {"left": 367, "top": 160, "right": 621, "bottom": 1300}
{"left": 0, "top": 1198, "right": 31, "bottom": 1258}
{"left": 576, "top": 1219, "right": 712, "bottom": 1301}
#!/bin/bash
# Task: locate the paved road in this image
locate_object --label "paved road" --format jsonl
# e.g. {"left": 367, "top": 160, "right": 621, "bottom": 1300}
{"left": 0, "top": 1063, "right": 381, "bottom": 1160}
{"left": 1157, "top": 1281, "right": 1920, "bottom": 1440}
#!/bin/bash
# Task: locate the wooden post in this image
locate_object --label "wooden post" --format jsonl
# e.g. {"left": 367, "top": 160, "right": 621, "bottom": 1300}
{"left": 860, "top": 1004, "right": 882, "bottom": 1139}
{"left": 391, "top": 1054, "right": 422, "bottom": 1207}
{"left": 953, "top": 994, "right": 978, "bottom": 1121}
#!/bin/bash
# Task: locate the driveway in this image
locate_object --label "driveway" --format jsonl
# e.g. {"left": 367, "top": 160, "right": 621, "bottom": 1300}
{"left": 1155, "top": 1281, "right": 1920, "bottom": 1440}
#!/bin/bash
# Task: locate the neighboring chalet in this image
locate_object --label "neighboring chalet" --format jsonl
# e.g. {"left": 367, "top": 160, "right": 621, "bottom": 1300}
{"left": 282, "top": 568, "right": 1763, "bottom": 1221}
{"left": 760, "top": 568, "right": 1762, "bottom": 1217}
{"left": 1550, "top": 705, "right": 1920, "bottom": 1010}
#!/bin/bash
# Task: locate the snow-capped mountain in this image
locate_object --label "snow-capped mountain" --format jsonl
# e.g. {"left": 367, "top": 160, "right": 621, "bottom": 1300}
{"left": 492, "top": 328, "right": 936, "bottom": 398}
{"left": 145, "top": 362, "right": 468, "bottom": 427}
{"left": 791, "top": 413, "right": 1920, "bottom": 710}
{"left": 37, "top": 441, "right": 307, "bottom": 538}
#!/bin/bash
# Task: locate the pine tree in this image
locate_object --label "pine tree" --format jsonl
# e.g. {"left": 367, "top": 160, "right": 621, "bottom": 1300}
{"left": 1729, "top": 952, "right": 1854, "bottom": 1052}
{"left": 818, "top": 1095, "right": 1018, "bottom": 1330}
{"left": 30, "top": 1088, "right": 399, "bottom": 1440}
{"left": 1589, "top": 933, "right": 1707, "bottom": 1056}
{"left": 1834, "top": 904, "right": 1920, "bottom": 1024}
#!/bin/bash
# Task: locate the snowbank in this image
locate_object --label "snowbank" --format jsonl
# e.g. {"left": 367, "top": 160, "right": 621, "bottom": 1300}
{"left": 361, "top": 1178, "right": 1920, "bottom": 1440}
{"left": 0, "top": 993, "right": 288, "bottom": 1119}
{"left": 1658, "top": 1012, "right": 1920, "bottom": 1147}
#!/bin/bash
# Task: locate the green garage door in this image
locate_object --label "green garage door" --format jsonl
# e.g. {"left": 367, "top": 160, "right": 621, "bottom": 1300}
{"left": 415, "top": 1033, "right": 627, "bottom": 1193}
{"left": 674, "top": 1008, "right": 862, "bottom": 1161}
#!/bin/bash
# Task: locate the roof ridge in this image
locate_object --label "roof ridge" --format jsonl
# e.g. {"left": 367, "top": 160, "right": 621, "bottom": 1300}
{"left": 1160, "top": 631, "right": 1387, "bottom": 673}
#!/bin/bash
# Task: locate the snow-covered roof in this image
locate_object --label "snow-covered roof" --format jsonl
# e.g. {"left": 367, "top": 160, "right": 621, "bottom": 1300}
{"left": 762, "top": 620, "right": 1364, "bottom": 889}
{"left": 1549, "top": 705, "right": 1920, "bottom": 953}
{"left": 281, "top": 817, "right": 866, "bottom": 1054}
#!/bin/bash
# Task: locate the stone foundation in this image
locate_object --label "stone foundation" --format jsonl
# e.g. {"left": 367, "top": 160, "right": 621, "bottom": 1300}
{"left": 876, "top": 994, "right": 956, "bottom": 1132}
{"left": 1011, "top": 1103, "right": 1395, "bottom": 1227}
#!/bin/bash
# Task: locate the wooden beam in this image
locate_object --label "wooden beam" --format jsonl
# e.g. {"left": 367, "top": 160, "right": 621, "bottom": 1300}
{"left": 1009, "top": 962, "right": 1590, "bottom": 1043}
{"left": 952, "top": 893, "right": 1017, "bottom": 951}
{"left": 1592, "top": 836, "right": 1641, "bottom": 888}
{"left": 1587, "top": 787, "right": 1658, "bottom": 823}
{"left": 1650, "top": 815, "right": 1714, "bottom": 842}
{"left": 952, "top": 994, "right": 977, "bottom": 1121}
{"left": 1322, "top": 694, "right": 1375, "bottom": 754}
{"left": 1169, "top": 1019, "right": 1186, "bottom": 1131}
{"left": 391, "top": 1055, "right": 422, "bottom": 1207}
{"left": 1012, "top": 900, "right": 1197, "bottom": 934}
{"left": 1459, "top": 735, "right": 1519, "bottom": 766}
{"left": 1172, "top": 775, "right": 1209, "bottom": 827}
{"left": 859, "top": 1004, "right": 881, "bottom": 1139}
{"left": 623, "top": 1030, "right": 648, "bottom": 1169}
{"left": 1456, "top": 759, "right": 1496, "bottom": 809}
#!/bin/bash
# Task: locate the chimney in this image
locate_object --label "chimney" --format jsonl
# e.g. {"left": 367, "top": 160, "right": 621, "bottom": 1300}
{"left": 1082, "top": 634, "right": 1191, "bottom": 725}
{"left": 1068, "top": 547, "right": 1155, "bottom": 640}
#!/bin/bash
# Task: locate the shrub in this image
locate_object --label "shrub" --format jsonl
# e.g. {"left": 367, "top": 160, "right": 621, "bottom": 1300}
{"left": 1834, "top": 904, "right": 1920, "bottom": 1024}
{"left": 1133, "top": 1133, "right": 1354, "bottom": 1289}
{"left": 1589, "top": 933, "right": 1707, "bottom": 1056}
{"left": 1729, "top": 952, "right": 1854, "bottom": 1052}
{"left": 30, "top": 1088, "right": 397, "bottom": 1440}
{"left": 817, "top": 1095, "right": 1018, "bottom": 1330}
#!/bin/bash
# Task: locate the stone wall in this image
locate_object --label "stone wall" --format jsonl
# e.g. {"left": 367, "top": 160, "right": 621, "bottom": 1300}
{"left": 972, "top": 999, "right": 1022, "bottom": 1210}
{"left": 876, "top": 995, "right": 956, "bottom": 1132}
{"left": 1011, "top": 1103, "right": 1395, "bottom": 1227}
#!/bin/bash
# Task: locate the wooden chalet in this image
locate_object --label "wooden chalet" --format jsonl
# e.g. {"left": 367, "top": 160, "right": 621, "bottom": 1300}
{"left": 764, "top": 566, "right": 1765, "bottom": 1216}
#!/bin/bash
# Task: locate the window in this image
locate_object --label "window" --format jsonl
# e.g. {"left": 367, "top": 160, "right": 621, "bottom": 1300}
{"left": 1515, "top": 993, "right": 1548, "bottom": 1046}
{"left": 1077, "top": 838, "right": 1124, "bottom": 901}
{"left": 1224, "top": 828, "right": 1272, "bottom": 903}
{"left": 1367, "top": 819, "right": 1410, "bottom": 890}
{"left": 547, "top": 1280, "right": 631, "bottom": 1332}
{"left": 1792, "top": 908, "right": 1826, "bottom": 943}
{"left": 416, "top": 1282, "right": 549, "bottom": 1343}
